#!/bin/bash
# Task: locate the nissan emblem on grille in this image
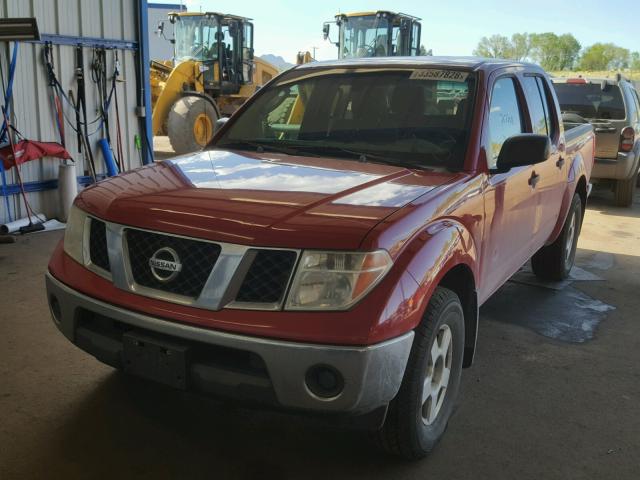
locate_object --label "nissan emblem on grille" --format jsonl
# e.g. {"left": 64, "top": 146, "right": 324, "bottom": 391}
{"left": 148, "top": 247, "right": 182, "bottom": 282}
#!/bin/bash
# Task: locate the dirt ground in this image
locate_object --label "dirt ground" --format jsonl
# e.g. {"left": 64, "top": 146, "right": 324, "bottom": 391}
{"left": 1, "top": 187, "right": 638, "bottom": 479}
{"left": 153, "top": 136, "right": 176, "bottom": 160}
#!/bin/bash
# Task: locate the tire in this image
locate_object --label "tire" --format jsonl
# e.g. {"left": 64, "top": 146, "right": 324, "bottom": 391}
{"left": 376, "top": 287, "right": 465, "bottom": 460}
{"left": 166, "top": 96, "right": 218, "bottom": 155}
{"left": 614, "top": 170, "right": 637, "bottom": 207}
{"left": 531, "top": 193, "right": 582, "bottom": 281}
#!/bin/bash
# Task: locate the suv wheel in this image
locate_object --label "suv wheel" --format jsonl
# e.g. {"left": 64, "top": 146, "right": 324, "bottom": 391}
{"left": 614, "top": 170, "right": 637, "bottom": 207}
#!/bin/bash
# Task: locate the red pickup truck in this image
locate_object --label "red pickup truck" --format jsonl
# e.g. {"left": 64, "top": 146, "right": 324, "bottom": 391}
{"left": 46, "top": 57, "right": 594, "bottom": 459}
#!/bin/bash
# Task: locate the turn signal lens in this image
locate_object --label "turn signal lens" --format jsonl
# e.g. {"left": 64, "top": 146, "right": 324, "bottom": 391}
{"left": 285, "top": 250, "right": 392, "bottom": 310}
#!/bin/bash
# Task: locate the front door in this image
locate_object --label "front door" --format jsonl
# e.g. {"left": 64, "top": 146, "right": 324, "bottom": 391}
{"left": 480, "top": 75, "right": 539, "bottom": 301}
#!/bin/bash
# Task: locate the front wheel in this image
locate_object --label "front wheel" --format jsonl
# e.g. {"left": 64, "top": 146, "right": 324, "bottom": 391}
{"left": 531, "top": 193, "right": 582, "bottom": 281}
{"left": 166, "top": 96, "right": 218, "bottom": 155}
{"left": 376, "top": 287, "right": 465, "bottom": 460}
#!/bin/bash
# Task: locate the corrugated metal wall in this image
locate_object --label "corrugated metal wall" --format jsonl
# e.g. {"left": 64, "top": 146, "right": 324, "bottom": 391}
{"left": 0, "top": 0, "right": 145, "bottom": 223}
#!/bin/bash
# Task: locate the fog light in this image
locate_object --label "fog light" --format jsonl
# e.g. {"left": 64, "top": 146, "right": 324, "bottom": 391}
{"left": 305, "top": 365, "right": 344, "bottom": 399}
{"left": 49, "top": 295, "right": 61, "bottom": 324}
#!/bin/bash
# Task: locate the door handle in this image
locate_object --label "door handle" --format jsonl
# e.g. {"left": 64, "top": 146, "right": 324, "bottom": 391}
{"left": 528, "top": 171, "right": 540, "bottom": 188}
{"left": 556, "top": 157, "right": 565, "bottom": 169}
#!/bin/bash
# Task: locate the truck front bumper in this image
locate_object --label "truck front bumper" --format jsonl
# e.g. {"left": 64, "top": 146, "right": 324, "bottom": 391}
{"left": 592, "top": 152, "right": 639, "bottom": 181}
{"left": 46, "top": 272, "right": 413, "bottom": 416}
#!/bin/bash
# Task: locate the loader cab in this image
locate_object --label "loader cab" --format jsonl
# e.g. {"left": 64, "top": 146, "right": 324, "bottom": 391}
{"left": 169, "top": 12, "right": 254, "bottom": 94}
{"left": 323, "top": 11, "right": 421, "bottom": 59}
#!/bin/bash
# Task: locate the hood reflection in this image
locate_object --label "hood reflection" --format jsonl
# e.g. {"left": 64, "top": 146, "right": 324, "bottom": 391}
{"left": 169, "top": 150, "right": 383, "bottom": 194}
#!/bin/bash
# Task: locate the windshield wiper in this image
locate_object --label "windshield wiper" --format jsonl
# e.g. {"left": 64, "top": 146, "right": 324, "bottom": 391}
{"left": 215, "top": 140, "right": 315, "bottom": 157}
{"left": 287, "top": 144, "right": 431, "bottom": 170}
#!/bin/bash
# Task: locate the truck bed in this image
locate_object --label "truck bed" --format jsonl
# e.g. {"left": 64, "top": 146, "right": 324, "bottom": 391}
{"left": 564, "top": 122, "right": 594, "bottom": 149}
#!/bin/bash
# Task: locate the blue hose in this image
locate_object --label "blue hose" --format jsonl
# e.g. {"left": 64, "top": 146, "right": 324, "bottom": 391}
{"left": 98, "top": 138, "right": 118, "bottom": 177}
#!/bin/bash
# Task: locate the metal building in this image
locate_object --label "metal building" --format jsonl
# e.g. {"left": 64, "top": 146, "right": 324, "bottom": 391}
{"left": 0, "top": 0, "right": 153, "bottom": 224}
{"left": 147, "top": 2, "right": 186, "bottom": 61}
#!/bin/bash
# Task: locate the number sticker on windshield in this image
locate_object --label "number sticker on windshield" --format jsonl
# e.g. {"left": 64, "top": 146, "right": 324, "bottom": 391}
{"left": 409, "top": 69, "right": 469, "bottom": 82}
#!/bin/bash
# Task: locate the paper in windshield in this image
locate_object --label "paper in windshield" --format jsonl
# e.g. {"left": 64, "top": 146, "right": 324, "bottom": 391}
{"left": 410, "top": 69, "right": 469, "bottom": 82}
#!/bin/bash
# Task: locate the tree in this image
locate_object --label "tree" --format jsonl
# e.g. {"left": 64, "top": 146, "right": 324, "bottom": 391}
{"left": 579, "top": 43, "right": 630, "bottom": 70}
{"left": 473, "top": 32, "right": 580, "bottom": 68}
{"left": 510, "top": 33, "right": 532, "bottom": 61}
{"left": 529, "top": 33, "right": 580, "bottom": 70}
{"left": 419, "top": 45, "right": 433, "bottom": 56}
{"left": 556, "top": 34, "right": 582, "bottom": 70}
{"left": 473, "top": 35, "right": 511, "bottom": 58}
{"left": 631, "top": 52, "right": 640, "bottom": 71}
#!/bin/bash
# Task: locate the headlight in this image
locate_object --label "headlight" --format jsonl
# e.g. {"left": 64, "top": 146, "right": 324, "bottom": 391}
{"left": 63, "top": 204, "right": 89, "bottom": 265}
{"left": 285, "top": 250, "right": 392, "bottom": 310}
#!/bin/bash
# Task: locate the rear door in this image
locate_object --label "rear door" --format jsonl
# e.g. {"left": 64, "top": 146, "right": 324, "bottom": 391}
{"left": 625, "top": 84, "right": 640, "bottom": 141}
{"left": 520, "top": 74, "right": 564, "bottom": 242}
{"left": 481, "top": 75, "right": 539, "bottom": 299}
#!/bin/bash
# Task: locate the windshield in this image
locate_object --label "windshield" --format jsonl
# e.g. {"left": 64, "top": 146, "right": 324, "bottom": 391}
{"left": 174, "top": 16, "right": 219, "bottom": 62}
{"left": 341, "top": 15, "right": 390, "bottom": 58}
{"left": 215, "top": 68, "right": 476, "bottom": 171}
{"left": 553, "top": 83, "right": 626, "bottom": 120}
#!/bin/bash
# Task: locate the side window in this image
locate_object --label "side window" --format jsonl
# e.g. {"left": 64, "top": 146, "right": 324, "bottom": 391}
{"left": 488, "top": 77, "right": 524, "bottom": 168}
{"left": 522, "top": 76, "right": 548, "bottom": 136}
{"left": 410, "top": 23, "right": 420, "bottom": 55}
{"left": 630, "top": 87, "right": 640, "bottom": 122}
{"left": 536, "top": 77, "right": 556, "bottom": 139}
{"left": 391, "top": 25, "right": 401, "bottom": 55}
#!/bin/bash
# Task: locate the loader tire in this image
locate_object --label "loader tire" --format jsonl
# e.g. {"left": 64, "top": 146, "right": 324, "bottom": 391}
{"left": 167, "top": 96, "right": 218, "bottom": 155}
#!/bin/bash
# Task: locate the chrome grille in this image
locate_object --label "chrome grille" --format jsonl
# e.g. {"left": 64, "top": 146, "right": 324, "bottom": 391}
{"left": 125, "top": 229, "right": 221, "bottom": 298}
{"left": 235, "top": 250, "right": 297, "bottom": 304}
{"left": 89, "top": 219, "right": 110, "bottom": 272}
{"left": 89, "top": 219, "right": 301, "bottom": 310}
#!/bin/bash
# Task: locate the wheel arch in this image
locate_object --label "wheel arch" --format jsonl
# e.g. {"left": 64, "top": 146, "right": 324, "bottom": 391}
{"left": 575, "top": 174, "right": 588, "bottom": 221}
{"left": 437, "top": 263, "right": 478, "bottom": 368}
{"left": 547, "top": 150, "right": 590, "bottom": 244}
{"left": 400, "top": 221, "right": 480, "bottom": 368}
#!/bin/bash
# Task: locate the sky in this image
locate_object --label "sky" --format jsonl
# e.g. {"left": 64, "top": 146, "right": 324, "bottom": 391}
{"left": 152, "top": 0, "right": 640, "bottom": 63}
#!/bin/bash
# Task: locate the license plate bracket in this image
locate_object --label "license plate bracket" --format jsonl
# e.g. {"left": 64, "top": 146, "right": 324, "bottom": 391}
{"left": 122, "top": 332, "right": 189, "bottom": 390}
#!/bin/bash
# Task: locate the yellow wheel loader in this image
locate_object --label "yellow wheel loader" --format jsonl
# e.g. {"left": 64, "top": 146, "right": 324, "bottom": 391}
{"left": 322, "top": 11, "right": 422, "bottom": 59}
{"left": 151, "top": 12, "right": 279, "bottom": 154}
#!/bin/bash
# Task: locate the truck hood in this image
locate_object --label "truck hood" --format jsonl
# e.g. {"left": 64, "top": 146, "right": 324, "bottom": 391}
{"left": 77, "top": 149, "right": 456, "bottom": 249}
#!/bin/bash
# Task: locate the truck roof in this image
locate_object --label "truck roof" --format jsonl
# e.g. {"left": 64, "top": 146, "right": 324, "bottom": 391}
{"left": 296, "top": 56, "right": 542, "bottom": 73}
{"left": 338, "top": 11, "right": 422, "bottom": 20}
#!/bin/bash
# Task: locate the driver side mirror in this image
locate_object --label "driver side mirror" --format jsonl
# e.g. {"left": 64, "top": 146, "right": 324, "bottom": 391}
{"left": 494, "top": 134, "right": 551, "bottom": 173}
{"left": 214, "top": 117, "right": 229, "bottom": 133}
{"left": 322, "top": 23, "right": 330, "bottom": 41}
